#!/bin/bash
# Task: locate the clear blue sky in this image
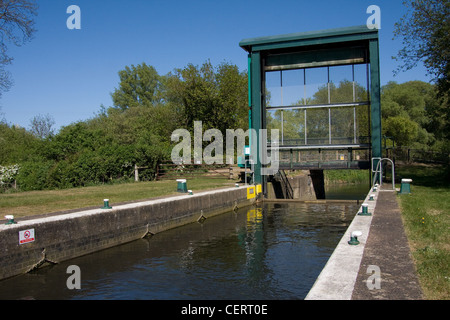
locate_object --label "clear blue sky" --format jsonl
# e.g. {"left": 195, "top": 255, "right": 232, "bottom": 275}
{"left": 0, "top": 0, "right": 432, "bottom": 131}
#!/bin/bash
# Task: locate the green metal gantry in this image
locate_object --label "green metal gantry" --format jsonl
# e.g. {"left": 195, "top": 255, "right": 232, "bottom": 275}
{"left": 240, "top": 26, "right": 382, "bottom": 190}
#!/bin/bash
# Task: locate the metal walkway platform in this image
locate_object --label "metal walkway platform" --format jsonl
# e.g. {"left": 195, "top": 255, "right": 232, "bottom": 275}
{"left": 277, "top": 160, "right": 370, "bottom": 170}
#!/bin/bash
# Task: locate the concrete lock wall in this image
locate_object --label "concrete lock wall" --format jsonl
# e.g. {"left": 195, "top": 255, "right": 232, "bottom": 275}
{"left": 267, "top": 170, "right": 325, "bottom": 200}
{"left": 0, "top": 187, "right": 254, "bottom": 281}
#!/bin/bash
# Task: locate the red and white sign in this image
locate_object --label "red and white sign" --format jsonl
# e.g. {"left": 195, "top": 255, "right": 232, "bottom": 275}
{"left": 19, "top": 229, "right": 35, "bottom": 245}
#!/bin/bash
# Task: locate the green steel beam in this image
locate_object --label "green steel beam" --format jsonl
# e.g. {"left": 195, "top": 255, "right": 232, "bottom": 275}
{"left": 239, "top": 26, "right": 378, "bottom": 52}
{"left": 264, "top": 46, "right": 367, "bottom": 71}
{"left": 250, "top": 51, "right": 263, "bottom": 185}
{"left": 248, "top": 54, "right": 252, "bottom": 154}
{"left": 248, "top": 54, "right": 252, "bottom": 108}
{"left": 369, "top": 38, "right": 382, "bottom": 183}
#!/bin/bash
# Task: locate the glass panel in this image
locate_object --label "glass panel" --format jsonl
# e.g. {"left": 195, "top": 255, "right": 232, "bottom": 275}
{"left": 265, "top": 71, "right": 281, "bottom": 107}
{"left": 305, "top": 108, "right": 329, "bottom": 145}
{"left": 354, "top": 64, "right": 369, "bottom": 102}
{"left": 329, "top": 65, "right": 354, "bottom": 103}
{"left": 330, "top": 107, "right": 354, "bottom": 144}
{"left": 265, "top": 64, "right": 371, "bottom": 147}
{"left": 281, "top": 69, "right": 303, "bottom": 106}
{"left": 266, "top": 109, "right": 281, "bottom": 132}
{"left": 305, "top": 67, "right": 328, "bottom": 105}
{"left": 355, "top": 104, "right": 370, "bottom": 143}
{"left": 282, "top": 109, "right": 305, "bottom": 145}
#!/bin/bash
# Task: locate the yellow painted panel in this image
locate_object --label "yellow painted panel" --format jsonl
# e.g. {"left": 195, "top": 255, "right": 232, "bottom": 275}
{"left": 247, "top": 186, "right": 256, "bottom": 199}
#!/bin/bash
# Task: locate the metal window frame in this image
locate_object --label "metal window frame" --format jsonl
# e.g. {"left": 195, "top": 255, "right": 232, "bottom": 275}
{"left": 240, "top": 25, "right": 382, "bottom": 187}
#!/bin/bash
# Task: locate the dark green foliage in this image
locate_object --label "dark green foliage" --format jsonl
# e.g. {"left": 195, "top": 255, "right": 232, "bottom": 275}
{"left": 1, "top": 60, "right": 247, "bottom": 191}
{"left": 15, "top": 158, "right": 55, "bottom": 191}
{"left": 0, "top": 122, "right": 41, "bottom": 164}
{"left": 381, "top": 80, "right": 447, "bottom": 150}
{"left": 164, "top": 60, "right": 248, "bottom": 132}
{"left": 394, "top": 0, "right": 450, "bottom": 144}
{"left": 111, "top": 63, "right": 162, "bottom": 110}
{"left": 394, "top": 0, "right": 449, "bottom": 95}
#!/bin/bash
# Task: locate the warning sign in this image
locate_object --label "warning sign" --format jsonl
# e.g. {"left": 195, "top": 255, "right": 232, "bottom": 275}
{"left": 19, "top": 229, "right": 35, "bottom": 245}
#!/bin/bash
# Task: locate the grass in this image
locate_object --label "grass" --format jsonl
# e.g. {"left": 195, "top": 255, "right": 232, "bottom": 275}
{"left": 0, "top": 177, "right": 237, "bottom": 219}
{"left": 324, "top": 169, "right": 370, "bottom": 185}
{"left": 395, "top": 163, "right": 450, "bottom": 300}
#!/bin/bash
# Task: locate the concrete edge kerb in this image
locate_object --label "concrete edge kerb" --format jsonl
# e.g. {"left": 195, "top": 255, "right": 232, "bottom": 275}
{"left": 0, "top": 187, "right": 240, "bottom": 232}
{"left": 305, "top": 186, "right": 380, "bottom": 300}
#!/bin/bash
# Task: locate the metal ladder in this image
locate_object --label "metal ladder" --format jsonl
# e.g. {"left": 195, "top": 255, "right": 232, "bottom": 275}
{"left": 277, "top": 170, "right": 293, "bottom": 199}
{"left": 371, "top": 157, "right": 396, "bottom": 190}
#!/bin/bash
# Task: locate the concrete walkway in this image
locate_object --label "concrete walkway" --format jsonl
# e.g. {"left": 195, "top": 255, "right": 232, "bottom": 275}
{"left": 306, "top": 186, "right": 424, "bottom": 300}
{"left": 305, "top": 189, "right": 376, "bottom": 300}
{"left": 351, "top": 189, "right": 423, "bottom": 300}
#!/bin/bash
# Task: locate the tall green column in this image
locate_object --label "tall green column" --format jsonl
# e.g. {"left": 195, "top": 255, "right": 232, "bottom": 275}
{"left": 250, "top": 51, "right": 263, "bottom": 186}
{"left": 248, "top": 54, "right": 252, "bottom": 153}
{"left": 369, "top": 39, "right": 382, "bottom": 184}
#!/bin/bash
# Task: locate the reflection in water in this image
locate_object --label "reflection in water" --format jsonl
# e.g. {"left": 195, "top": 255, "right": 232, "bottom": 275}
{"left": 326, "top": 183, "right": 369, "bottom": 200}
{"left": 0, "top": 202, "right": 358, "bottom": 300}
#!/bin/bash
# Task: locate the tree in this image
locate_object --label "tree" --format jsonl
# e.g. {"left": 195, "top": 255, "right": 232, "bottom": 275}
{"left": 393, "top": 0, "right": 450, "bottom": 147}
{"left": 29, "top": 113, "right": 55, "bottom": 139}
{"left": 215, "top": 62, "right": 248, "bottom": 131}
{"left": 164, "top": 60, "right": 248, "bottom": 133}
{"left": 165, "top": 61, "right": 218, "bottom": 130}
{"left": 111, "top": 63, "right": 162, "bottom": 110}
{"left": 3, "top": 60, "right": 250, "bottom": 190}
{"left": 383, "top": 116, "right": 419, "bottom": 147}
{"left": 0, "top": 121, "right": 40, "bottom": 165}
{"left": 394, "top": 1, "right": 449, "bottom": 89}
{"left": 0, "top": 0, "right": 38, "bottom": 97}
{"left": 381, "top": 81, "right": 442, "bottom": 149}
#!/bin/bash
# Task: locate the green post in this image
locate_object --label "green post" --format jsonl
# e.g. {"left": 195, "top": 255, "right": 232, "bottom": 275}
{"left": 248, "top": 54, "right": 252, "bottom": 156}
{"left": 102, "top": 199, "right": 112, "bottom": 210}
{"left": 5, "top": 215, "right": 17, "bottom": 225}
{"left": 250, "top": 51, "right": 263, "bottom": 186}
{"left": 290, "top": 149, "right": 293, "bottom": 170}
{"left": 248, "top": 54, "right": 252, "bottom": 108}
{"left": 370, "top": 38, "right": 382, "bottom": 184}
{"left": 358, "top": 203, "right": 371, "bottom": 216}
{"left": 348, "top": 231, "right": 362, "bottom": 245}
{"left": 399, "top": 179, "right": 412, "bottom": 194}
{"left": 176, "top": 179, "right": 188, "bottom": 193}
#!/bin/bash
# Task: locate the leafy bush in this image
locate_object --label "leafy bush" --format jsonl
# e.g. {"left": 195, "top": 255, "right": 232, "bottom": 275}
{"left": 16, "top": 159, "right": 55, "bottom": 191}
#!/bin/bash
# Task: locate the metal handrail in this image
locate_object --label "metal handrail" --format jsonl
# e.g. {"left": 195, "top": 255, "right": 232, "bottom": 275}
{"left": 372, "top": 157, "right": 395, "bottom": 190}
